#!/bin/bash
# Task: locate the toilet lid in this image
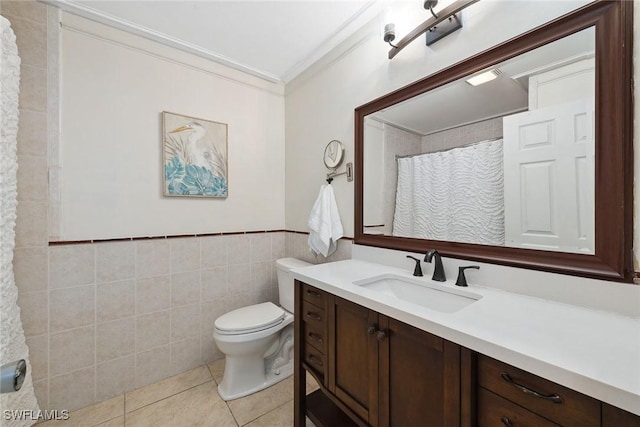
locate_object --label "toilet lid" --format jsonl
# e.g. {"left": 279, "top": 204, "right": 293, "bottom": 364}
{"left": 215, "top": 302, "right": 286, "bottom": 334}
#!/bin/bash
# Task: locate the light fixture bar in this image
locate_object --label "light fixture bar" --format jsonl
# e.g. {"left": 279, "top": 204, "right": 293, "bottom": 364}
{"left": 388, "top": 0, "right": 480, "bottom": 59}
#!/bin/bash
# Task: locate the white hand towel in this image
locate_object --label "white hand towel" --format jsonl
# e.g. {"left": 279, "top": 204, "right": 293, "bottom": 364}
{"left": 308, "top": 183, "right": 344, "bottom": 257}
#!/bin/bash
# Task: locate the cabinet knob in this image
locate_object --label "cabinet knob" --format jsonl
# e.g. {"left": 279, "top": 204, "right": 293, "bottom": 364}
{"left": 367, "top": 326, "right": 377, "bottom": 335}
{"left": 376, "top": 330, "right": 387, "bottom": 341}
{"left": 500, "top": 416, "right": 513, "bottom": 427}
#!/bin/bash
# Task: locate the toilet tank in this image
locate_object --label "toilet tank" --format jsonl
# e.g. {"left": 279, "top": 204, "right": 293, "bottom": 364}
{"left": 276, "top": 258, "right": 311, "bottom": 313}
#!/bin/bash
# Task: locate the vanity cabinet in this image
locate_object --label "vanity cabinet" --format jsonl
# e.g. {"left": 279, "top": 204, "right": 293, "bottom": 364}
{"left": 294, "top": 281, "right": 467, "bottom": 427}
{"left": 294, "top": 281, "right": 640, "bottom": 427}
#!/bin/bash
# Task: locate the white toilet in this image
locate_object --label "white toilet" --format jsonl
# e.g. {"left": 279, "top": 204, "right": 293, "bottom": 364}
{"left": 213, "top": 257, "right": 311, "bottom": 401}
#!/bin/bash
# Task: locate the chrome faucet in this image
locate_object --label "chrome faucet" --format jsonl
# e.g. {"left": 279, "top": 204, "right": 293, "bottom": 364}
{"left": 424, "top": 250, "right": 446, "bottom": 282}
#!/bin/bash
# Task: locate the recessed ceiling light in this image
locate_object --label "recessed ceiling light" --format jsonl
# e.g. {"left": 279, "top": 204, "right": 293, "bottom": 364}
{"left": 466, "top": 69, "right": 499, "bottom": 86}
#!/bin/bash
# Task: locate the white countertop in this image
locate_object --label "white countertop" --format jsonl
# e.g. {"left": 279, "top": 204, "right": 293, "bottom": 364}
{"left": 292, "top": 259, "right": 640, "bottom": 416}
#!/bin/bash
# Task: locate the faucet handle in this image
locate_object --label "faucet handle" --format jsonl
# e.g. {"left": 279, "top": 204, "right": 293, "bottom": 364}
{"left": 406, "top": 255, "right": 423, "bottom": 277}
{"left": 456, "top": 266, "right": 479, "bottom": 287}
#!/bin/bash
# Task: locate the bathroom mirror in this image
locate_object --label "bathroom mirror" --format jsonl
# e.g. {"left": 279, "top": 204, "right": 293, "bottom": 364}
{"left": 324, "top": 140, "right": 345, "bottom": 169}
{"left": 354, "top": 1, "right": 633, "bottom": 282}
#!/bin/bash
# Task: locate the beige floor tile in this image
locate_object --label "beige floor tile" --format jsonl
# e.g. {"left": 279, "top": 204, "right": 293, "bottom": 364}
{"left": 38, "top": 395, "right": 123, "bottom": 427}
{"left": 125, "top": 365, "right": 212, "bottom": 412}
{"left": 305, "top": 373, "right": 320, "bottom": 394}
{"left": 228, "top": 376, "right": 294, "bottom": 426}
{"left": 207, "top": 358, "right": 225, "bottom": 384}
{"left": 244, "top": 400, "right": 293, "bottom": 427}
{"left": 125, "top": 382, "right": 236, "bottom": 427}
{"left": 95, "top": 416, "right": 124, "bottom": 427}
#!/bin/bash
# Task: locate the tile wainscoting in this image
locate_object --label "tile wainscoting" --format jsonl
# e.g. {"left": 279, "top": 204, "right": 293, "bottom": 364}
{"left": 18, "top": 231, "right": 351, "bottom": 412}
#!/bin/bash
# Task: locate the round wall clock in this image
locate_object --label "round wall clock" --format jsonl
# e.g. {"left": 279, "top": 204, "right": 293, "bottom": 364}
{"left": 323, "top": 140, "right": 345, "bottom": 169}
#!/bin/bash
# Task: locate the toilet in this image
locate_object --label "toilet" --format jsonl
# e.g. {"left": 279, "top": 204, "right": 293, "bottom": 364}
{"left": 213, "top": 257, "right": 311, "bottom": 401}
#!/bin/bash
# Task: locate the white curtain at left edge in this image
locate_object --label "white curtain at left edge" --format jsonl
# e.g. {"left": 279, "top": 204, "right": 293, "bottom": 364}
{"left": 0, "top": 15, "right": 40, "bottom": 427}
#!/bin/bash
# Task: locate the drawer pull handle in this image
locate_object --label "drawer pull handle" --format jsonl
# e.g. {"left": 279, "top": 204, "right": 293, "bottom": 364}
{"left": 306, "top": 312, "right": 322, "bottom": 321}
{"left": 367, "top": 326, "right": 377, "bottom": 335}
{"left": 500, "top": 416, "right": 513, "bottom": 427}
{"left": 308, "top": 332, "right": 323, "bottom": 344}
{"left": 306, "top": 289, "right": 321, "bottom": 298}
{"left": 307, "top": 355, "right": 323, "bottom": 367}
{"left": 376, "top": 330, "right": 387, "bottom": 341}
{"left": 500, "top": 372, "right": 564, "bottom": 404}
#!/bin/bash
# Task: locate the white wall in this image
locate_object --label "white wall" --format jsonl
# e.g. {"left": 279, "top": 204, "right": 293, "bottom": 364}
{"left": 59, "top": 14, "right": 285, "bottom": 240}
{"left": 284, "top": 0, "right": 592, "bottom": 238}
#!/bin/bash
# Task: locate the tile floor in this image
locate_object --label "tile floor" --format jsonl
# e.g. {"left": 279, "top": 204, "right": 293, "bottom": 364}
{"left": 38, "top": 360, "right": 319, "bottom": 427}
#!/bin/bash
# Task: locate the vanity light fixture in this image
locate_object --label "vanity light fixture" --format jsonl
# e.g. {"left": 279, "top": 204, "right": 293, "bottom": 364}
{"left": 466, "top": 69, "right": 500, "bottom": 86}
{"left": 385, "top": 0, "right": 480, "bottom": 59}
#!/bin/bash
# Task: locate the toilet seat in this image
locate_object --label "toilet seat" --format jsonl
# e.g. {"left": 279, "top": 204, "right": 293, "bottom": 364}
{"left": 215, "top": 302, "right": 286, "bottom": 335}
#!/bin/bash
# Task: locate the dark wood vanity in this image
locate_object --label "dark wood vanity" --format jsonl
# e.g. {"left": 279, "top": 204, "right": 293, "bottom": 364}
{"left": 293, "top": 281, "right": 640, "bottom": 427}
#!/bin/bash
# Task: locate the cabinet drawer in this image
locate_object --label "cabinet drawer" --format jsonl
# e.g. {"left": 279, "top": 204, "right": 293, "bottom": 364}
{"left": 304, "top": 321, "right": 326, "bottom": 353}
{"left": 477, "top": 355, "right": 599, "bottom": 427}
{"left": 304, "top": 343, "right": 326, "bottom": 379}
{"left": 301, "top": 283, "right": 326, "bottom": 307}
{"left": 478, "top": 387, "right": 560, "bottom": 427}
{"left": 302, "top": 299, "right": 326, "bottom": 327}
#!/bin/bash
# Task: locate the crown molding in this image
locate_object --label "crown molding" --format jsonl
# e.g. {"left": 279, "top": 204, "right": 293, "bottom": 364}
{"left": 40, "top": 0, "right": 381, "bottom": 85}
{"left": 40, "top": 0, "right": 284, "bottom": 83}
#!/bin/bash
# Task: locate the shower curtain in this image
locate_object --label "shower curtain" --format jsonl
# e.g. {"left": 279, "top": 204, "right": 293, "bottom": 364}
{"left": 0, "top": 15, "right": 39, "bottom": 426}
{"left": 392, "top": 139, "right": 505, "bottom": 246}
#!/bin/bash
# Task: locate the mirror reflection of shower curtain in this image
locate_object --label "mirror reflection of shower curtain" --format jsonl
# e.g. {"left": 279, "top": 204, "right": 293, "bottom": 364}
{"left": 392, "top": 139, "right": 505, "bottom": 246}
{"left": 0, "top": 16, "right": 40, "bottom": 423}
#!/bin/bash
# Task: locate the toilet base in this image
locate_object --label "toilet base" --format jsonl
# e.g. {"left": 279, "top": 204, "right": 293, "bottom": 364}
{"left": 217, "top": 358, "right": 293, "bottom": 401}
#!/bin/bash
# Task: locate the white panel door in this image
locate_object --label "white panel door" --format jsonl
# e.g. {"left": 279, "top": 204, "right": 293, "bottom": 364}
{"left": 503, "top": 98, "right": 594, "bottom": 253}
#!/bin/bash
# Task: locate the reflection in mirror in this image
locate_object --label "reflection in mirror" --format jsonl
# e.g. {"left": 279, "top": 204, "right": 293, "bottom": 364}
{"left": 363, "top": 27, "right": 595, "bottom": 254}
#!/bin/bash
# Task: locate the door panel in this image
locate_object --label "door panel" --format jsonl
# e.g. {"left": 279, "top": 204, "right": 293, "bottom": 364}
{"left": 379, "top": 317, "right": 460, "bottom": 427}
{"left": 503, "top": 98, "right": 594, "bottom": 253}
{"left": 330, "top": 297, "right": 378, "bottom": 425}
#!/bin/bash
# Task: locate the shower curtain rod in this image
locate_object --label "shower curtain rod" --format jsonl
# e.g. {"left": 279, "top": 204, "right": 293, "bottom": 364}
{"left": 395, "top": 137, "right": 503, "bottom": 160}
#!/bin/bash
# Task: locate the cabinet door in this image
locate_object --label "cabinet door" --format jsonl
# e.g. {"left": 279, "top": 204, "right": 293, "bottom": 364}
{"left": 602, "top": 404, "right": 640, "bottom": 427}
{"left": 329, "top": 296, "right": 379, "bottom": 425}
{"left": 378, "top": 316, "right": 461, "bottom": 427}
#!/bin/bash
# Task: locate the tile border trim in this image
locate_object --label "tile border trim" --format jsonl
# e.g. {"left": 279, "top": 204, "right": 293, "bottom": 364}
{"left": 48, "top": 230, "right": 353, "bottom": 246}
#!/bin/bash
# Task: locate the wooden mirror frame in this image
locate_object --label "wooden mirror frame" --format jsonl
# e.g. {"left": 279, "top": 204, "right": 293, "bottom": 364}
{"left": 354, "top": 1, "right": 633, "bottom": 282}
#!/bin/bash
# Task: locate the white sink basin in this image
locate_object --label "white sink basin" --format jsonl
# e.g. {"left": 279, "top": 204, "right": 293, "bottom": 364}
{"left": 353, "top": 274, "right": 481, "bottom": 313}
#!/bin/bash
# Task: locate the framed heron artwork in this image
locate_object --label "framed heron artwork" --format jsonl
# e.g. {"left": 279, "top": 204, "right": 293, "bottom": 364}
{"left": 162, "top": 111, "right": 228, "bottom": 198}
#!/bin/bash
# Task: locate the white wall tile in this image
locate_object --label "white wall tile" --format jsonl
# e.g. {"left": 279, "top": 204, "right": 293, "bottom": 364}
{"left": 49, "top": 366, "right": 96, "bottom": 412}
{"left": 97, "top": 279, "right": 135, "bottom": 323}
{"left": 49, "top": 285, "right": 95, "bottom": 332}
{"left": 96, "top": 241, "right": 135, "bottom": 283}
{"left": 136, "top": 275, "right": 170, "bottom": 315}
{"left": 170, "top": 238, "right": 200, "bottom": 273}
{"left": 49, "top": 244, "right": 95, "bottom": 289}
{"left": 200, "top": 235, "right": 227, "bottom": 268}
{"left": 135, "top": 240, "right": 169, "bottom": 278}
{"left": 97, "top": 317, "right": 135, "bottom": 363}
{"left": 136, "top": 311, "right": 170, "bottom": 352}
{"left": 96, "top": 355, "right": 136, "bottom": 401}
{"left": 171, "top": 271, "right": 200, "bottom": 307}
{"left": 49, "top": 326, "right": 95, "bottom": 377}
{"left": 200, "top": 267, "right": 227, "bottom": 302}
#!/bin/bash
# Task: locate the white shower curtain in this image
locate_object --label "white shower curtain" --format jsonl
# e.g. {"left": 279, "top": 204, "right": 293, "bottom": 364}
{"left": 392, "top": 139, "right": 505, "bottom": 246}
{"left": 0, "top": 15, "right": 39, "bottom": 426}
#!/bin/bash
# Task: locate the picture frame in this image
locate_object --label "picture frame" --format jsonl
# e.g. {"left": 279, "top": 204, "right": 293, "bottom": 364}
{"left": 162, "top": 111, "right": 228, "bottom": 198}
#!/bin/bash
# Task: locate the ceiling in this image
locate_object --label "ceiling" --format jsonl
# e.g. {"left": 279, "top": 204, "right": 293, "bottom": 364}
{"left": 46, "top": 0, "right": 383, "bottom": 83}
{"left": 370, "top": 26, "right": 595, "bottom": 135}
